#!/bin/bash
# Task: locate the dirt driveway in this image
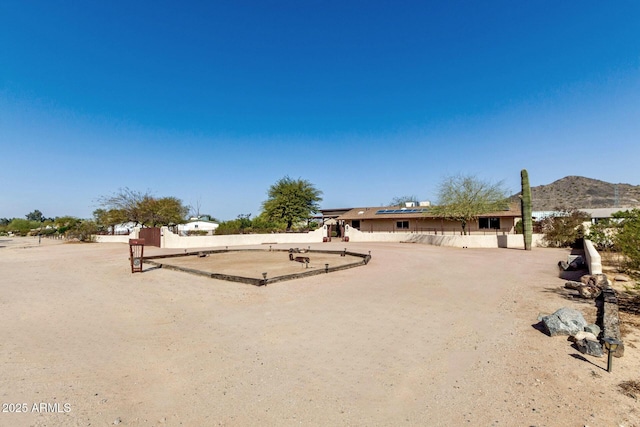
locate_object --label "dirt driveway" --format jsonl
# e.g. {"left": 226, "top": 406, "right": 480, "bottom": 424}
{"left": 1, "top": 238, "right": 638, "bottom": 426}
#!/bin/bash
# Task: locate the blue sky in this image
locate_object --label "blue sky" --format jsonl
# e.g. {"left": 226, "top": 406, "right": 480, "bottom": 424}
{"left": 1, "top": 1, "right": 639, "bottom": 221}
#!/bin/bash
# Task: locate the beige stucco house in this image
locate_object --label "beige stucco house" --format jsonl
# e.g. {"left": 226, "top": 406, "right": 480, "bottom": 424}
{"left": 336, "top": 203, "right": 522, "bottom": 234}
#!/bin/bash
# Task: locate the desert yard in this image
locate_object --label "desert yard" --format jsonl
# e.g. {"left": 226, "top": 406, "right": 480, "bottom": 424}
{"left": 1, "top": 237, "right": 639, "bottom": 426}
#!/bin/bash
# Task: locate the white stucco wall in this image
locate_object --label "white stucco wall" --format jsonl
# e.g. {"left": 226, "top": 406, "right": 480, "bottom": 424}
{"left": 160, "top": 227, "right": 326, "bottom": 249}
{"left": 344, "top": 226, "right": 544, "bottom": 249}
{"left": 583, "top": 239, "right": 603, "bottom": 275}
{"left": 94, "top": 227, "right": 140, "bottom": 243}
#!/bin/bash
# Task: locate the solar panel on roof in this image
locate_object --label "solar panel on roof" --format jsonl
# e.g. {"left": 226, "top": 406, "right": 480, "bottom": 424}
{"left": 375, "top": 208, "right": 429, "bottom": 214}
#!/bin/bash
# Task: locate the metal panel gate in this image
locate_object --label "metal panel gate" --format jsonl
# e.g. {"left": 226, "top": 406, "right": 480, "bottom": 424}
{"left": 139, "top": 227, "right": 161, "bottom": 247}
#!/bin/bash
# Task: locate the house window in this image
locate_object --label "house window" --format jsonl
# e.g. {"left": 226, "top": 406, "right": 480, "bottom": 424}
{"left": 351, "top": 220, "right": 360, "bottom": 230}
{"left": 397, "top": 221, "right": 409, "bottom": 229}
{"left": 479, "top": 217, "right": 500, "bottom": 229}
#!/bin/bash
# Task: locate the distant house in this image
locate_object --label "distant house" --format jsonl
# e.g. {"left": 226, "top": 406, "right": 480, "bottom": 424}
{"left": 177, "top": 218, "right": 219, "bottom": 235}
{"left": 113, "top": 222, "right": 137, "bottom": 235}
{"left": 580, "top": 207, "right": 634, "bottom": 224}
{"left": 337, "top": 203, "right": 522, "bottom": 234}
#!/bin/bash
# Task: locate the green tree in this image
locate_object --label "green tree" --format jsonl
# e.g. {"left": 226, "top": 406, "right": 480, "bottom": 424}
{"left": 93, "top": 208, "right": 129, "bottom": 234}
{"left": 65, "top": 220, "right": 99, "bottom": 242}
{"left": 26, "top": 210, "right": 45, "bottom": 222}
{"left": 262, "top": 176, "right": 323, "bottom": 231}
{"left": 137, "top": 196, "right": 189, "bottom": 227}
{"left": 540, "top": 209, "right": 590, "bottom": 248}
{"left": 54, "top": 216, "right": 81, "bottom": 235}
{"left": 430, "top": 174, "right": 509, "bottom": 235}
{"left": 612, "top": 209, "right": 640, "bottom": 272}
{"left": 98, "top": 188, "right": 189, "bottom": 227}
{"left": 6, "top": 218, "right": 41, "bottom": 236}
{"left": 586, "top": 218, "right": 616, "bottom": 251}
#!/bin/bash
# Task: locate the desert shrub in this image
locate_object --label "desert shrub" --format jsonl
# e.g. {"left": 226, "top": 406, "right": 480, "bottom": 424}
{"left": 514, "top": 220, "right": 523, "bottom": 234}
{"left": 215, "top": 214, "right": 286, "bottom": 235}
{"left": 40, "top": 228, "right": 58, "bottom": 236}
{"left": 215, "top": 219, "right": 243, "bottom": 235}
{"left": 540, "top": 209, "right": 590, "bottom": 248}
{"left": 6, "top": 219, "right": 41, "bottom": 236}
{"left": 586, "top": 218, "right": 617, "bottom": 251}
{"left": 612, "top": 209, "right": 640, "bottom": 273}
{"left": 65, "top": 220, "right": 98, "bottom": 242}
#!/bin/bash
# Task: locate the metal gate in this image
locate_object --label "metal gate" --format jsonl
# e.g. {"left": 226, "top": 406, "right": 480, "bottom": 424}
{"left": 139, "top": 227, "right": 161, "bottom": 247}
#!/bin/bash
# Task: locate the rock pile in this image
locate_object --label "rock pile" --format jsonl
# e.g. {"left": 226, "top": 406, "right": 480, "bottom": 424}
{"left": 539, "top": 307, "right": 604, "bottom": 357}
{"left": 564, "top": 273, "right": 610, "bottom": 299}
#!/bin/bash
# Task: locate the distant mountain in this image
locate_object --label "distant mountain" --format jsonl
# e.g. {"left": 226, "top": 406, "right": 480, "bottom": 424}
{"left": 513, "top": 176, "right": 640, "bottom": 211}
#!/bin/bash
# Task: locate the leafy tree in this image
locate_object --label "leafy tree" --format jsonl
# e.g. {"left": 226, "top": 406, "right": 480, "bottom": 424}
{"left": 215, "top": 213, "right": 286, "bottom": 235}
{"left": 430, "top": 174, "right": 509, "bottom": 235}
{"left": 65, "top": 220, "right": 99, "bottom": 242}
{"left": 137, "top": 196, "right": 189, "bottom": 227}
{"left": 540, "top": 209, "right": 590, "bottom": 248}
{"left": 262, "top": 176, "right": 323, "bottom": 231}
{"left": 611, "top": 209, "right": 640, "bottom": 272}
{"left": 54, "top": 216, "right": 81, "bottom": 235}
{"left": 93, "top": 208, "right": 129, "bottom": 234}
{"left": 98, "top": 188, "right": 189, "bottom": 227}
{"left": 586, "top": 218, "right": 616, "bottom": 251}
{"left": 1, "top": 218, "right": 12, "bottom": 226}
{"left": 26, "top": 210, "right": 45, "bottom": 222}
{"left": 6, "top": 218, "right": 41, "bottom": 236}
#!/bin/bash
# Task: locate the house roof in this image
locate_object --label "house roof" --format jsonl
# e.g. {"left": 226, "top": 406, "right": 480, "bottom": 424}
{"left": 319, "top": 208, "right": 353, "bottom": 218}
{"left": 338, "top": 203, "right": 522, "bottom": 221}
{"left": 580, "top": 207, "right": 633, "bottom": 218}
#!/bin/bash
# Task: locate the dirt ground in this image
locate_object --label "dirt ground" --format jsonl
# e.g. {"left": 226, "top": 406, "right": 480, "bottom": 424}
{"left": 149, "top": 249, "right": 365, "bottom": 279}
{"left": 1, "top": 237, "right": 639, "bottom": 427}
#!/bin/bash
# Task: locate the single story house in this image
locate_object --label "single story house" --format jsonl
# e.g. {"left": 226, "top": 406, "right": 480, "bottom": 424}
{"left": 337, "top": 203, "right": 522, "bottom": 234}
{"left": 177, "top": 219, "right": 219, "bottom": 235}
{"left": 580, "top": 207, "right": 635, "bottom": 224}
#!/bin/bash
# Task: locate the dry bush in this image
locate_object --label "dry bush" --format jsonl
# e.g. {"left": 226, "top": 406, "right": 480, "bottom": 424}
{"left": 619, "top": 380, "right": 640, "bottom": 400}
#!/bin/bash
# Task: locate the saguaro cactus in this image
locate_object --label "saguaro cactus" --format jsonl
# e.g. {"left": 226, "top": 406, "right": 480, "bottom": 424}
{"left": 521, "top": 169, "right": 533, "bottom": 250}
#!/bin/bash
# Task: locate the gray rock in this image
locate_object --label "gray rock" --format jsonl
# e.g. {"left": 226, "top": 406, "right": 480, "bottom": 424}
{"left": 568, "top": 255, "right": 585, "bottom": 269}
{"left": 541, "top": 307, "right": 588, "bottom": 337}
{"left": 584, "top": 324, "right": 601, "bottom": 337}
{"left": 614, "top": 275, "right": 631, "bottom": 282}
{"left": 574, "top": 331, "right": 604, "bottom": 357}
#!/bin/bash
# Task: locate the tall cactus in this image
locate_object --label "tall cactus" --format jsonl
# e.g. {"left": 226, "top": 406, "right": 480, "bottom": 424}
{"left": 521, "top": 169, "right": 533, "bottom": 250}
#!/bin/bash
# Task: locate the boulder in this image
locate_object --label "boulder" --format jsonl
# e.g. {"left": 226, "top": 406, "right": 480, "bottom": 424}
{"left": 614, "top": 275, "right": 631, "bottom": 282}
{"left": 578, "top": 285, "right": 602, "bottom": 299}
{"left": 564, "top": 281, "right": 602, "bottom": 299}
{"left": 573, "top": 331, "right": 604, "bottom": 357}
{"left": 564, "top": 281, "right": 583, "bottom": 290}
{"left": 568, "top": 256, "right": 585, "bottom": 270}
{"left": 541, "top": 307, "right": 588, "bottom": 337}
{"left": 581, "top": 274, "right": 610, "bottom": 289}
{"left": 584, "top": 324, "right": 601, "bottom": 337}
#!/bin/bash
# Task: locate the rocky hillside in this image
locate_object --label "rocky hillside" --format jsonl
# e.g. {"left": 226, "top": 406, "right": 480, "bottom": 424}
{"left": 516, "top": 176, "right": 640, "bottom": 211}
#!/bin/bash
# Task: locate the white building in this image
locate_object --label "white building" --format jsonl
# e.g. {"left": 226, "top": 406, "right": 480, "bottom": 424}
{"left": 177, "top": 219, "right": 219, "bottom": 235}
